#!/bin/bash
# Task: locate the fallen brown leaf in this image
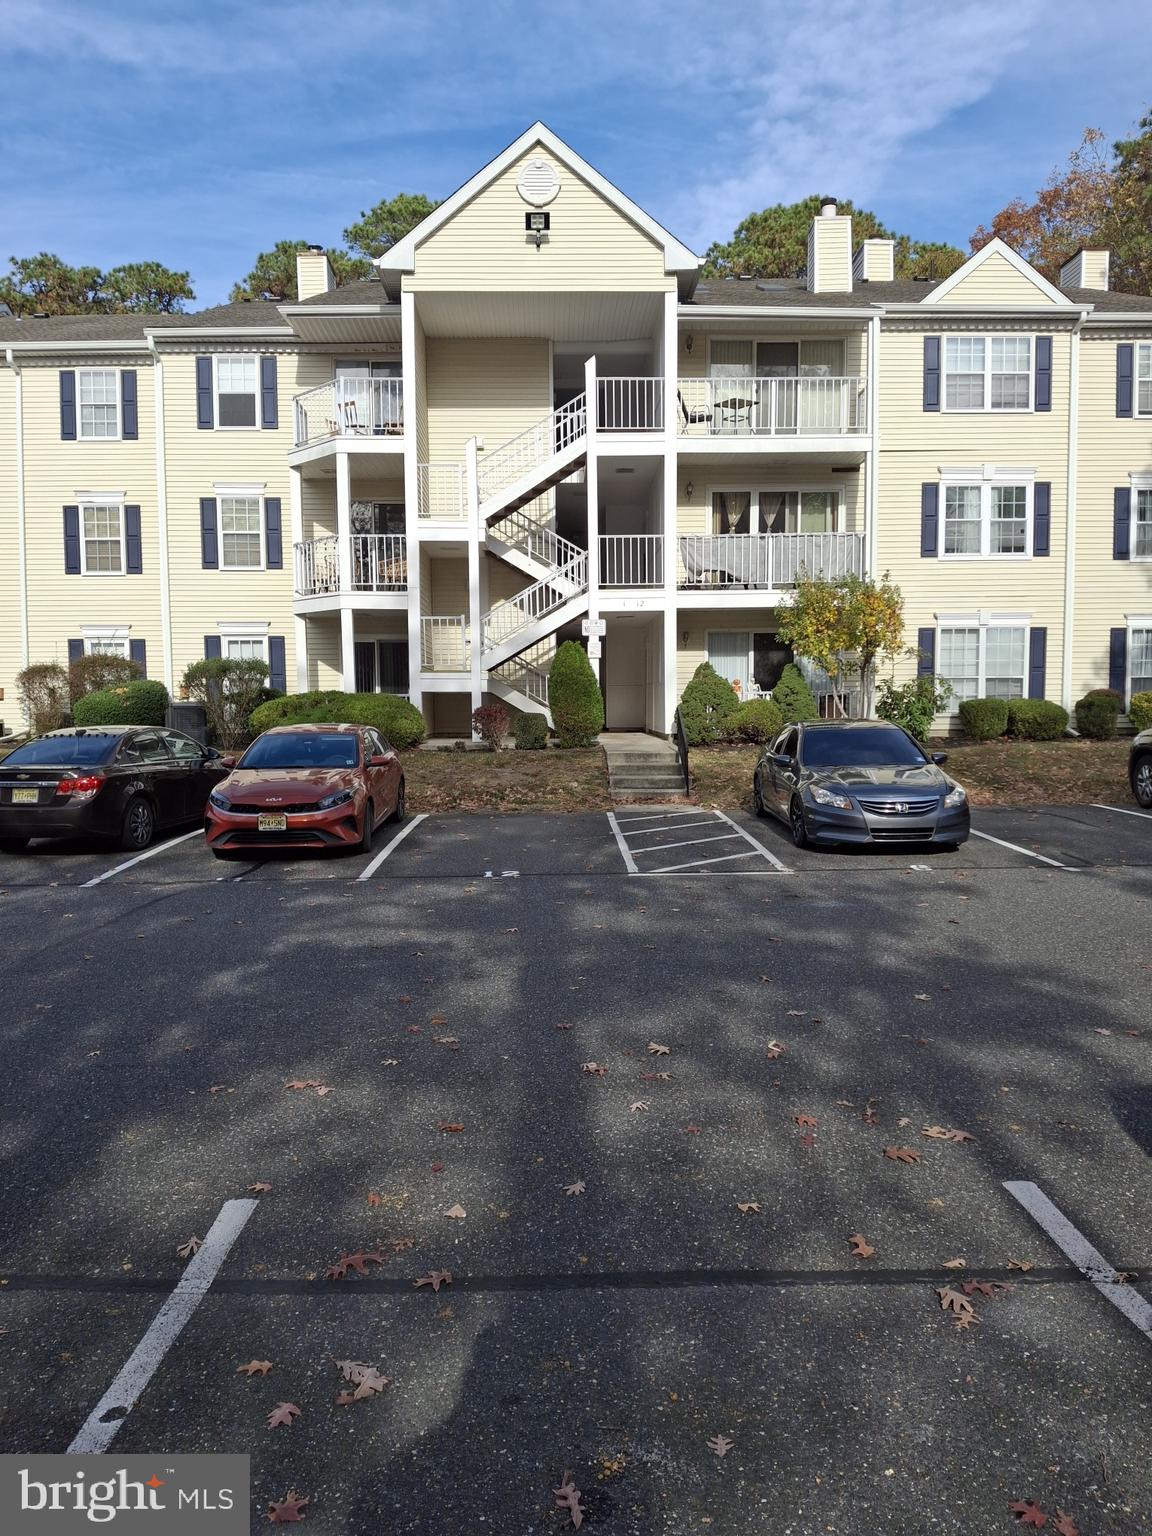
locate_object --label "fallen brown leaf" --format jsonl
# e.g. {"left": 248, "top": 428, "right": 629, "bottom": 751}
{"left": 793, "top": 1114, "right": 817, "bottom": 1129}
{"left": 367, "top": 1192, "right": 382, "bottom": 1207}
{"left": 438, "top": 1122, "right": 465, "bottom": 1133}
{"left": 942, "top": 1257, "right": 967, "bottom": 1269}
{"left": 325, "top": 1251, "right": 387, "bottom": 1281}
{"left": 1007, "top": 1259, "right": 1034, "bottom": 1272}
{"left": 936, "top": 1286, "right": 976, "bottom": 1318}
{"left": 443, "top": 1204, "right": 467, "bottom": 1220}
{"left": 883, "top": 1146, "right": 921, "bottom": 1164}
{"left": 629, "top": 1100, "right": 650, "bottom": 1113}
{"left": 564, "top": 1181, "right": 586, "bottom": 1196}
{"left": 335, "top": 1360, "right": 391, "bottom": 1399}
{"left": 848, "top": 1233, "right": 876, "bottom": 1259}
{"left": 1010, "top": 1501, "right": 1048, "bottom": 1528}
{"left": 1052, "top": 1511, "right": 1079, "bottom": 1536}
{"left": 176, "top": 1236, "right": 201, "bottom": 1259}
{"left": 247, "top": 1183, "right": 272, "bottom": 1195}
{"left": 267, "top": 1490, "right": 310, "bottom": 1523}
{"left": 414, "top": 1269, "right": 452, "bottom": 1293}
{"left": 921, "top": 1126, "right": 976, "bottom": 1143}
{"left": 235, "top": 1359, "right": 273, "bottom": 1376}
{"left": 647, "top": 1042, "right": 671, "bottom": 1056}
{"left": 553, "top": 1470, "right": 585, "bottom": 1529}
{"left": 736, "top": 1202, "right": 761, "bottom": 1214}
{"left": 707, "top": 1433, "right": 734, "bottom": 1458}
{"left": 765, "top": 1040, "right": 786, "bottom": 1059}
{"left": 581, "top": 1062, "right": 607, "bottom": 1077}
{"left": 962, "top": 1279, "right": 1014, "bottom": 1300}
{"left": 266, "top": 1402, "right": 301, "bottom": 1429}
{"left": 682, "top": 1124, "right": 701, "bottom": 1135}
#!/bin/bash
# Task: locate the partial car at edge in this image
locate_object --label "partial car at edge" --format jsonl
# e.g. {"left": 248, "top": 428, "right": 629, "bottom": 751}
{"left": 1129, "top": 727, "right": 1152, "bottom": 808}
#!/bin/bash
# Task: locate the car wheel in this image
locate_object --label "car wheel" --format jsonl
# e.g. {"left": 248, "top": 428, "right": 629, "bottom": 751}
{"left": 753, "top": 774, "right": 767, "bottom": 817}
{"left": 1133, "top": 753, "right": 1152, "bottom": 808}
{"left": 391, "top": 778, "right": 406, "bottom": 823}
{"left": 357, "top": 799, "right": 375, "bottom": 854}
{"left": 120, "top": 797, "right": 155, "bottom": 852}
{"left": 789, "top": 796, "right": 809, "bottom": 849}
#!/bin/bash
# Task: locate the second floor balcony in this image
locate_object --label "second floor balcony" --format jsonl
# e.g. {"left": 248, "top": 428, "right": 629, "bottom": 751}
{"left": 677, "top": 376, "right": 867, "bottom": 438}
{"left": 294, "top": 534, "right": 407, "bottom": 598}
{"left": 294, "top": 377, "right": 404, "bottom": 449}
{"left": 678, "top": 531, "right": 864, "bottom": 589}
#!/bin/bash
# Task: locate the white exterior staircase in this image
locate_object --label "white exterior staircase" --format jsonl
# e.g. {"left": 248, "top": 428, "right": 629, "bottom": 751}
{"left": 476, "top": 394, "right": 588, "bottom": 521}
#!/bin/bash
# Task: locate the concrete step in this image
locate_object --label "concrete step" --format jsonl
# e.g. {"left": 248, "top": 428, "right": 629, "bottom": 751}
{"left": 611, "top": 786, "right": 690, "bottom": 800}
{"left": 603, "top": 752, "right": 679, "bottom": 768}
{"left": 610, "top": 774, "right": 688, "bottom": 790}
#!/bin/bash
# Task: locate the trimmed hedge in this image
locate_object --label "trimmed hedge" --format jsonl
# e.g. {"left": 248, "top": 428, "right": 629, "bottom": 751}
{"left": 1005, "top": 698, "right": 1069, "bottom": 741}
{"left": 1074, "top": 691, "right": 1120, "bottom": 740}
{"left": 678, "top": 661, "right": 740, "bottom": 745}
{"left": 729, "top": 697, "right": 784, "bottom": 744}
{"left": 1129, "top": 691, "right": 1152, "bottom": 733}
{"left": 770, "top": 663, "right": 818, "bottom": 724}
{"left": 958, "top": 696, "right": 1009, "bottom": 741}
{"left": 73, "top": 679, "right": 169, "bottom": 727}
{"left": 249, "top": 691, "right": 425, "bottom": 749}
{"left": 514, "top": 713, "right": 548, "bottom": 750}
{"left": 548, "top": 641, "right": 604, "bottom": 748}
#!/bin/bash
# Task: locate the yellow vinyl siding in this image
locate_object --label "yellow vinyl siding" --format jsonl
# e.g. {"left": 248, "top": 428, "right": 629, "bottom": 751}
{"left": 676, "top": 608, "right": 781, "bottom": 696}
{"left": 413, "top": 311, "right": 429, "bottom": 465}
{"left": 425, "top": 338, "right": 550, "bottom": 465}
{"left": 306, "top": 614, "right": 342, "bottom": 690}
{"left": 931, "top": 251, "right": 1062, "bottom": 307}
{"left": 406, "top": 148, "right": 673, "bottom": 294}
{"left": 1073, "top": 329, "right": 1152, "bottom": 695}
{"left": 486, "top": 555, "right": 532, "bottom": 604}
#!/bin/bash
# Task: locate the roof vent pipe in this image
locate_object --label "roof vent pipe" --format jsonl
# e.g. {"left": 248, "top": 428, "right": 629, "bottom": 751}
{"left": 819, "top": 197, "right": 838, "bottom": 217}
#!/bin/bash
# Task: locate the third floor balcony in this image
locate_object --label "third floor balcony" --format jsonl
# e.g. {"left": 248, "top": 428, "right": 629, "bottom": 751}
{"left": 677, "top": 375, "right": 867, "bottom": 438}
{"left": 294, "top": 377, "right": 405, "bottom": 449}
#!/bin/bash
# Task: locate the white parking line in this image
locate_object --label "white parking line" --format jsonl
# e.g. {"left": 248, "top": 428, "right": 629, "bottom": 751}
{"left": 80, "top": 828, "right": 202, "bottom": 888}
{"left": 356, "top": 812, "right": 428, "bottom": 881}
{"left": 710, "top": 809, "right": 791, "bottom": 872}
{"left": 624, "top": 819, "right": 717, "bottom": 837}
{"left": 67, "top": 1197, "right": 259, "bottom": 1453}
{"left": 636, "top": 850, "right": 761, "bottom": 875}
{"left": 606, "top": 810, "right": 639, "bottom": 874}
{"left": 1003, "top": 1181, "right": 1152, "bottom": 1341}
{"left": 969, "top": 827, "right": 1075, "bottom": 869}
{"left": 633, "top": 832, "right": 740, "bottom": 855}
{"left": 1091, "top": 803, "right": 1152, "bottom": 821}
{"left": 614, "top": 810, "right": 712, "bottom": 825}
{"left": 608, "top": 808, "right": 790, "bottom": 875}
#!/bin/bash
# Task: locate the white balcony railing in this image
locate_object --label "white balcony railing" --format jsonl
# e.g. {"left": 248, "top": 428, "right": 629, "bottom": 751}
{"left": 677, "top": 532, "right": 865, "bottom": 589}
{"left": 417, "top": 463, "right": 467, "bottom": 520}
{"left": 476, "top": 393, "right": 587, "bottom": 504}
{"left": 421, "top": 615, "right": 470, "bottom": 672}
{"left": 599, "top": 534, "right": 663, "bottom": 587}
{"left": 597, "top": 376, "right": 664, "bottom": 432}
{"left": 294, "top": 377, "right": 405, "bottom": 447}
{"left": 676, "top": 376, "right": 867, "bottom": 437}
{"left": 293, "top": 535, "right": 407, "bottom": 596}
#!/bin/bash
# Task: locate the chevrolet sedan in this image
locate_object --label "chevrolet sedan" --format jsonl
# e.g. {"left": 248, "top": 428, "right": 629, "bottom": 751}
{"left": 753, "top": 720, "right": 970, "bottom": 850}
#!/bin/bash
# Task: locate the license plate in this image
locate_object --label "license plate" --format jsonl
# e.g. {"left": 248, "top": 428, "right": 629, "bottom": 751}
{"left": 10, "top": 788, "right": 38, "bottom": 804}
{"left": 257, "top": 812, "right": 287, "bottom": 832}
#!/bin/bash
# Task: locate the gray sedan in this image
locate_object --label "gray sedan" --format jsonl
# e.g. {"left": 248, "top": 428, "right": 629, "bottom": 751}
{"left": 1130, "top": 727, "right": 1152, "bottom": 808}
{"left": 753, "top": 720, "right": 971, "bottom": 850}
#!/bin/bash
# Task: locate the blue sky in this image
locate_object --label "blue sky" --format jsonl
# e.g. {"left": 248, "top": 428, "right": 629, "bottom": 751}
{"left": 1, "top": 0, "right": 1150, "bottom": 306}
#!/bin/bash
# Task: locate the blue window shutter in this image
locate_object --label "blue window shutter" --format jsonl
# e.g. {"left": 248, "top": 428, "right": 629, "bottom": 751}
{"left": 1114, "top": 488, "right": 1131, "bottom": 560}
{"left": 1028, "top": 628, "right": 1047, "bottom": 699}
{"left": 68, "top": 638, "right": 84, "bottom": 663}
{"left": 120, "top": 369, "right": 138, "bottom": 439}
{"left": 1034, "top": 336, "right": 1052, "bottom": 412}
{"left": 204, "top": 635, "right": 222, "bottom": 660}
{"left": 60, "top": 370, "right": 77, "bottom": 439}
{"left": 1116, "top": 343, "right": 1134, "bottom": 418}
{"left": 196, "top": 356, "right": 214, "bottom": 429}
{"left": 200, "top": 497, "right": 218, "bottom": 568}
{"left": 1109, "top": 628, "right": 1127, "bottom": 695}
{"left": 920, "top": 483, "right": 939, "bottom": 557}
{"left": 1032, "top": 482, "right": 1051, "bottom": 556}
{"left": 260, "top": 355, "right": 278, "bottom": 429}
{"left": 124, "top": 505, "right": 142, "bottom": 573}
{"left": 268, "top": 635, "right": 287, "bottom": 693}
{"left": 264, "top": 496, "right": 283, "bottom": 568}
{"left": 916, "top": 628, "right": 935, "bottom": 676}
{"left": 130, "top": 638, "right": 147, "bottom": 677}
{"left": 923, "top": 337, "right": 940, "bottom": 411}
{"left": 63, "top": 505, "right": 81, "bottom": 573}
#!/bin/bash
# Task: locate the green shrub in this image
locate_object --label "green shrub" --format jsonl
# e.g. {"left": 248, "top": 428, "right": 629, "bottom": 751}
{"left": 678, "top": 662, "right": 740, "bottom": 745}
{"left": 729, "top": 697, "right": 783, "bottom": 744}
{"left": 17, "top": 662, "right": 70, "bottom": 736}
{"left": 182, "top": 657, "right": 269, "bottom": 749}
{"left": 248, "top": 690, "right": 426, "bottom": 749}
{"left": 1129, "top": 691, "right": 1152, "bottom": 732}
{"left": 876, "top": 675, "right": 953, "bottom": 741}
{"left": 958, "top": 697, "right": 1010, "bottom": 740}
{"left": 68, "top": 651, "right": 141, "bottom": 703}
{"left": 770, "top": 663, "right": 818, "bottom": 724}
{"left": 74, "top": 679, "right": 169, "bottom": 727}
{"left": 1005, "top": 698, "right": 1069, "bottom": 741}
{"left": 548, "top": 641, "right": 604, "bottom": 748}
{"left": 514, "top": 713, "right": 548, "bottom": 750}
{"left": 1074, "top": 691, "right": 1120, "bottom": 740}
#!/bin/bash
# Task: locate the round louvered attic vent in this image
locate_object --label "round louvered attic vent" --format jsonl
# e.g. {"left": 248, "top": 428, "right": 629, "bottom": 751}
{"left": 516, "top": 158, "right": 560, "bottom": 207}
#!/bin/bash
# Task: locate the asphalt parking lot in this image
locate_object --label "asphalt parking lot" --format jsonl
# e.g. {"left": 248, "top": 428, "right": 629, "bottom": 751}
{"left": 0, "top": 804, "right": 1149, "bottom": 1533}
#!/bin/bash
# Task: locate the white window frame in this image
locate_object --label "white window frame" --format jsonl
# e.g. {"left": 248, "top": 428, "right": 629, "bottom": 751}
{"left": 77, "top": 367, "right": 122, "bottom": 441}
{"left": 213, "top": 354, "right": 260, "bottom": 432}
{"left": 707, "top": 484, "right": 846, "bottom": 535}
{"left": 217, "top": 623, "right": 270, "bottom": 669}
{"left": 705, "top": 336, "right": 848, "bottom": 378}
{"left": 1126, "top": 616, "right": 1152, "bottom": 704}
{"left": 939, "top": 465, "right": 1035, "bottom": 560}
{"left": 78, "top": 499, "right": 126, "bottom": 577}
{"left": 936, "top": 612, "right": 1031, "bottom": 705}
{"left": 941, "top": 334, "right": 1034, "bottom": 414}
{"left": 1130, "top": 475, "right": 1152, "bottom": 561}
{"left": 80, "top": 626, "right": 131, "bottom": 658}
{"left": 216, "top": 492, "right": 266, "bottom": 572}
{"left": 1136, "top": 343, "right": 1152, "bottom": 418}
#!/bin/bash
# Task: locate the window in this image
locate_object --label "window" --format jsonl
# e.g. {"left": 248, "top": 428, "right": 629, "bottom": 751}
{"left": 224, "top": 636, "right": 266, "bottom": 663}
{"left": 1137, "top": 344, "right": 1152, "bottom": 417}
{"left": 939, "top": 623, "right": 1027, "bottom": 704}
{"left": 710, "top": 488, "right": 841, "bottom": 535}
{"left": 78, "top": 369, "right": 119, "bottom": 439}
{"left": 219, "top": 496, "right": 263, "bottom": 569}
{"left": 1130, "top": 628, "right": 1152, "bottom": 698}
{"left": 81, "top": 503, "right": 124, "bottom": 574}
{"left": 86, "top": 637, "right": 129, "bottom": 658}
{"left": 160, "top": 729, "right": 204, "bottom": 761}
{"left": 940, "top": 479, "right": 1031, "bottom": 558}
{"left": 1135, "top": 489, "right": 1152, "bottom": 559}
{"left": 215, "top": 355, "right": 259, "bottom": 428}
{"left": 943, "top": 335, "right": 1031, "bottom": 411}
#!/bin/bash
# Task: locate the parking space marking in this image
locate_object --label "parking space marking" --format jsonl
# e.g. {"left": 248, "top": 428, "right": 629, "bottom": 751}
{"left": 79, "top": 828, "right": 203, "bottom": 888}
{"left": 621, "top": 817, "right": 718, "bottom": 837}
{"left": 608, "top": 808, "right": 790, "bottom": 875}
{"left": 1003, "top": 1181, "right": 1152, "bottom": 1341}
{"left": 67, "top": 1197, "right": 259, "bottom": 1454}
{"left": 1091, "top": 803, "right": 1152, "bottom": 821}
{"left": 606, "top": 810, "right": 640, "bottom": 873}
{"left": 634, "top": 832, "right": 741, "bottom": 854}
{"left": 969, "top": 826, "right": 1075, "bottom": 870}
{"left": 356, "top": 812, "right": 428, "bottom": 881}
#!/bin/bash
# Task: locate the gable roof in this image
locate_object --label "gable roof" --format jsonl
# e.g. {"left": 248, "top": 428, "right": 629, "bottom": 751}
{"left": 919, "top": 237, "right": 1073, "bottom": 307}
{"left": 378, "top": 122, "right": 701, "bottom": 293}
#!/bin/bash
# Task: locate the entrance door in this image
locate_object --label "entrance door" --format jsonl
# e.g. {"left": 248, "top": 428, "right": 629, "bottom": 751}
{"left": 604, "top": 631, "right": 646, "bottom": 729}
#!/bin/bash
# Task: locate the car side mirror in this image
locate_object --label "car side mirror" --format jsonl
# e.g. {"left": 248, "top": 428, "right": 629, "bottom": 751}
{"left": 368, "top": 753, "right": 392, "bottom": 767}
{"left": 931, "top": 752, "right": 948, "bottom": 765}
{"left": 772, "top": 752, "right": 793, "bottom": 768}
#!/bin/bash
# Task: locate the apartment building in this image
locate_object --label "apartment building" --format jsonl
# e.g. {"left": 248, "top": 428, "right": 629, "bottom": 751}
{"left": 2, "top": 122, "right": 1151, "bottom": 737}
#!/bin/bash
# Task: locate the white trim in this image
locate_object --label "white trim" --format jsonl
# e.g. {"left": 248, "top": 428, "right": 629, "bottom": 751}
{"left": 1132, "top": 483, "right": 1152, "bottom": 562}
{"left": 379, "top": 122, "right": 700, "bottom": 280}
{"left": 937, "top": 471, "right": 1034, "bottom": 560}
{"left": 76, "top": 366, "right": 123, "bottom": 441}
{"left": 216, "top": 620, "right": 270, "bottom": 635}
{"left": 212, "top": 353, "right": 260, "bottom": 432}
{"left": 81, "top": 625, "right": 131, "bottom": 640}
{"left": 920, "top": 237, "right": 1073, "bottom": 308}
{"left": 940, "top": 333, "right": 1034, "bottom": 413}
{"left": 217, "top": 628, "right": 270, "bottom": 665}
{"left": 705, "top": 482, "right": 846, "bottom": 535}
{"left": 935, "top": 617, "right": 1031, "bottom": 703}
{"left": 78, "top": 498, "right": 127, "bottom": 577}
{"left": 213, "top": 480, "right": 266, "bottom": 495}
{"left": 147, "top": 339, "right": 174, "bottom": 693}
{"left": 8, "top": 352, "right": 28, "bottom": 676}
{"left": 1135, "top": 342, "right": 1152, "bottom": 418}
{"left": 1125, "top": 618, "right": 1152, "bottom": 705}
{"left": 73, "top": 488, "right": 128, "bottom": 499}
{"left": 215, "top": 492, "right": 266, "bottom": 571}
{"left": 1062, "top": 323, "right": 1080, "bottom": 710}
{"left": 81, "top": 634, "right": 131, "bottom": 659}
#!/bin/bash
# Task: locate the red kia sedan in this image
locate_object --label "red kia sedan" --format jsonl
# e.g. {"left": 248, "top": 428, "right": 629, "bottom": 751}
{"left": 204, "top": 723, "right": 405, "bottom": 859}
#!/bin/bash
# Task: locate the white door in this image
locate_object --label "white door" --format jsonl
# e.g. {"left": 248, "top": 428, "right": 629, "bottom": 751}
{"left": 604, "top": 631, "right": 646, "bottom": 729}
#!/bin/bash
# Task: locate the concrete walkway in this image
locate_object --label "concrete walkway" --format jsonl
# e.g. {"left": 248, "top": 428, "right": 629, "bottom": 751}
{"left": 600, "top": 731, "right": 687, "bottom": 799}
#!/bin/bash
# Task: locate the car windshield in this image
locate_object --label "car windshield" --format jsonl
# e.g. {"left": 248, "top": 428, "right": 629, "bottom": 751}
{"left": 3, "top": 734, "right": 117, "bottom": 767}
{"left": 237, "top": 733, "right": 359, "bottom": 770}
{"left": 800, "top": 726, "right": 927, "bottom": 768}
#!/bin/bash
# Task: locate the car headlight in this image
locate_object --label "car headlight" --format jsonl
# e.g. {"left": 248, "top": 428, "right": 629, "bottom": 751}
{"left": 810, "top": 786, "right": 852, "bottom": 811}
{"left": 208, "top": 791, "right": 231, "bottom": 811}
{"left": 944, "top": 784, "right": 967, "bottom": 808}
{"left": 317, "top": 788, "right": 354, "bottom": 810}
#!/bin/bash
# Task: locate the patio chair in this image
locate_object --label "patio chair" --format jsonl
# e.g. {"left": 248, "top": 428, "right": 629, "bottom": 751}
{"left": 677, "top": 388, "right": 714, "bottom": 433}
{"left": 341, "top": 399, "right": 371, "bottom": 436}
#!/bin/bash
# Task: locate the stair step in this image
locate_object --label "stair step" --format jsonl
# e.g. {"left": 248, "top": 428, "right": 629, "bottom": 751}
{"left": 612, "top": 787, "right": 690, "bottom": 800}
{"left": 610, "top": 774, "right": 687, "bottom": 788}
{"left": 603, "top": 753, "right": 679, "bottom": 767}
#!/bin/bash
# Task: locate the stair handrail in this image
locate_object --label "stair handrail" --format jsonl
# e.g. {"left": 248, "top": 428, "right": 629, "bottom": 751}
{"left": 476, "top": 393, "right": 587, "bottom": 503}
{"left": 673, "top": 706, "right": 692, "bottom": 796}
{"left": 493, "top": 506, "right": 585, "bottom": 571}
{"left": 482, "top": 552, "right": 588, "bottom": 649}
{"left": 491, "top": 657, "right": 550, "bottom": 707}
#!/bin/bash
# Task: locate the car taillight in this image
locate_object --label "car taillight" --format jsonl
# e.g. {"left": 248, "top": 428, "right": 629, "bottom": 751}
{"left": 56, "top": 775, "right": 103, "bottom": 799}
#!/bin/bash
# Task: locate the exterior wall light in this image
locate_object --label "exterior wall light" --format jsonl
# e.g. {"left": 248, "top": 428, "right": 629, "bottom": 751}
{"left": 685, "top": 480, "right": 695, "bottom": 501}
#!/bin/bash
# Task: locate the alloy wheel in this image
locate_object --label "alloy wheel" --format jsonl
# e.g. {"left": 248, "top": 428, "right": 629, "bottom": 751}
{"left": 1135, "top": 758, "right": 1152, "bottom": 808}
{"left": 126, "top": 800, "right": 154, "bottom": 849}
{"left": 789, "top": 799, "right": 808, "bottom": 848}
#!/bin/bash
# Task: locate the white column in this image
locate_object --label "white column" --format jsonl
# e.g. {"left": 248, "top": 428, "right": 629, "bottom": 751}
{"left": 661, "top": 290, "right": 679, "bottom": 734}
{"left": 340, "top": 607, "right": 356, "bottom": 691}
{"left": 583, "top": 355, "right": 601, "bottom": 690}
{"left": 401, "top": 292, "right": 423, "bottom": 716}
{"left": 148, "top": 342, "right": 174, "bottom": 691}
{"left": 1061, "top": 322, "right": 1081, "bottom": 712}
{"left": 8, "top": 351, "right": 29, "bottom": 680}
{"left": 466, "top": 436, "right": 484, "bottom": 730}
{"left": 864, "top": 312, "right": 879, "bottom": 581}
{"left": 335, "top": 450, "right": 352, "bottom": 594}
{"left": 289, "top": 466, "right": 307, "bottom": 691}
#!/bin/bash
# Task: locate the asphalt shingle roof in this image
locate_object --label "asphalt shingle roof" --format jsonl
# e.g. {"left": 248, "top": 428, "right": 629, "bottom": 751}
{"left": 286, "top": 278, "right": 396, "bottom": 308}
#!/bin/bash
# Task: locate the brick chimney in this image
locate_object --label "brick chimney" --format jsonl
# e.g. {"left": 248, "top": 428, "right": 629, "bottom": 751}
{"left": 1059, "top": 248, "right": 1110, "bottom": 292}
{"left": 806, "top": 199, "right": 853, "bottom": 293}
{"left": 295, "top": 244, "right": 335, "bottom": 301}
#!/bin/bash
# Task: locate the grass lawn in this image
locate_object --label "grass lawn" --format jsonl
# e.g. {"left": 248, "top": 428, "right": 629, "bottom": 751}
{"left": 690, "top": 737, "right": 1137, "bottom": 811}
{"left": 405, "top": 747, "right": 612, "bottom": 814}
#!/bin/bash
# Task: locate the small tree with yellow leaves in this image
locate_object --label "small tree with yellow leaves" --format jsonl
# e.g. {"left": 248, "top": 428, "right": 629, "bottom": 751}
{"left": 776, "top": 571, "right": 905, "bottom": 717}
